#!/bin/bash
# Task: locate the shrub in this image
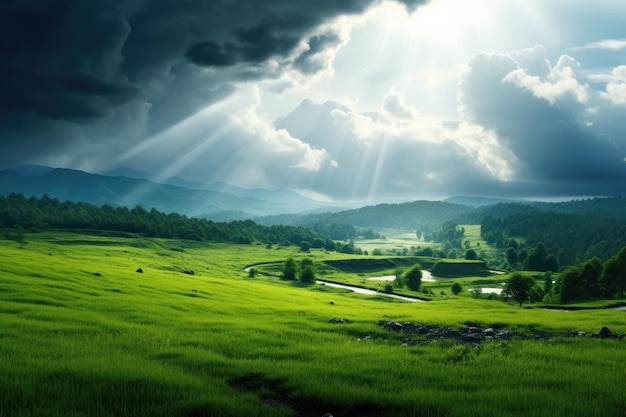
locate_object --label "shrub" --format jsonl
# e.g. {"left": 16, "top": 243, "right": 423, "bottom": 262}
{"left": 451, "top": 282, "right": 462, "bottom": 295}
{"left": 405, "top": 264, "right": 422, "bottom": 291}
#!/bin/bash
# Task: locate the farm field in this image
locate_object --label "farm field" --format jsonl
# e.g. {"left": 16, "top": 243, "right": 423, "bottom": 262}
{"left": 1, "top": 231, "right": 625, "bottom": 417}
{"left": 354, "top": 230, "right": 435, "bottom": 254}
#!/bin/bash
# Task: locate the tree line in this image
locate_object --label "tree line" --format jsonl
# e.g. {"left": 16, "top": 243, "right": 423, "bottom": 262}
{"left": 481, "top": 209, "right": 626, "bottom": 267}
{"left": 502, "top": 245, "right": 626, "bottom": 306}
{"left": 0, "top": 193, "right": 328, "bottom": 246}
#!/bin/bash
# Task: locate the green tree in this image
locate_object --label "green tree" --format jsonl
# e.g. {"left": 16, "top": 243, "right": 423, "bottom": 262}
{"left": 451, "top": 282, "right": 462, "bottom": 295}
{"left": 464, "top": 249, "right": 477, "bottom": 260}
{"left": 311, "top": 238, "right": 325, "bottom": 249}
{"left": 559, "top": 266, "right": 582, "bottom": 303}
{"left": 405, "top": 264, "right": 422, "bottom": 291}
{"left": 393, "top": 268, "right": 405, "bottom": 288}
{"left": 518, "top": 249, "right": 528, "bottom": 264}
{"left": 299, "top": 258, "right": 315, "bottom": 283}
{"left": 418, "top": 247, "right": 433, "bottom": 257}
{"left": 505, "top": 247, "right": 518, "bottom": 265}
{"left": 282, "top": 257, "right": 298, "bottom": 281}
{"left": 580, "top": 257, "right": 603, "bottom": 298}
{"left": 544, "top": 254, "right": 559, "bottom": 273}
{"left": 340, "top": 240, "right": 355, "bottom": 254}
{"left": 525, "top": 242, "right": 548, "bottom": 271}
{"left": 601, "top": 246, "right": 626, "bottom": 299}
{"left": 300, "top": 265, "right": 316, "bottom": 283}
{"left": 543, "top": 271, "right": 553, "bottom": 294}
{"left": 504, "top": 273, "right": 535, "bottom": 307}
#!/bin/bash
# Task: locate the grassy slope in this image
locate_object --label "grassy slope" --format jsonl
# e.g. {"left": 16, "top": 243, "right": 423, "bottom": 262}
{"left": 1, "top": 232, "right": 625, "bottom": 417}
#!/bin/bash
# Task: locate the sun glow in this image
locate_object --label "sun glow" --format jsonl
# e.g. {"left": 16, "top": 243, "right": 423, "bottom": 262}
{"left": 407, "top": 0, "right": 495, "bottom": 42}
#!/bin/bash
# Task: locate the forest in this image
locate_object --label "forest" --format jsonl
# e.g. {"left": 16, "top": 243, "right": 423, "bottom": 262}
{"left": 0, "top": 193, "right": 327, "bottom": 247}
{"left": 480, "top": 206, "right": 626, "bottom": 266}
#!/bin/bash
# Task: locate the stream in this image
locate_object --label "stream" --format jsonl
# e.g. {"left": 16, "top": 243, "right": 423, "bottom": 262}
{"left": 315, "top": 280, "right": 425, "bottom": 302}
{"left": 366, "top": 270, "right": 435, "bottom": 282}
{"left": 245, "top": 265, "right": 426, "bottom": 302}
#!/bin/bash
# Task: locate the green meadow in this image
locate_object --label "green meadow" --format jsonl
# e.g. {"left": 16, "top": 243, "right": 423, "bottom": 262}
{"left": 1, "top": 231, "right": 625, "bottom": 417}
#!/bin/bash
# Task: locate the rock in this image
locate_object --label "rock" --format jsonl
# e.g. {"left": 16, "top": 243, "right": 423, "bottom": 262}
{"left": 136, "top": 268, "right": 143, "bottom": 273}
{"left": 379, "top": 318, "right": 622, "bottom": 346}
{"left": 462, "top": 333, "right": 483, "bottom": 344}
{"left": 496, "top": 330, "right": 511, "bottom": 339}
{"left": 328, "top": 318, "right": 347, "bottom": 324}
{"left": 183, "top": 269, "right": 194, "bottom": 275}
{"left": 322, "top": 414, "right": 334, "bottom": 417}
{"left": 265, "top": 399, "right": 283, "bottom": 407}
{"left": 599, "top": 327, "right": 613, "bottom": 339}
{"left": 385, "top": 321, "right": 404, "bottom": 331}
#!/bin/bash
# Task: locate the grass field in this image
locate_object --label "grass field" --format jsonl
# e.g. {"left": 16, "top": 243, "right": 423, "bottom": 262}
{"left": 1, "top": 231, "right": 625, "bottom": 416}
{"left": 355, "top": 230, "right": 435, "bottom": 253}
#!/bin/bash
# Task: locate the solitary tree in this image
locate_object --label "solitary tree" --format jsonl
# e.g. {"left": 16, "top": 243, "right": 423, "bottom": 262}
{"left": 405, "top": 264, "right": 422, "bottom": 291}
{"left": 504, "top": 273, "right": 535, "bottom": 307}
{"left": 464, "top": 249, "right": 477, "bottom": 260}
{"left": 283, "top": 257, "right": 298, "bottom": 280}
{"left": 299, "top": 258, "right": 316, "bottom": 283}
{"left": 451, "top": 282, "right": 462, "bottom": 295}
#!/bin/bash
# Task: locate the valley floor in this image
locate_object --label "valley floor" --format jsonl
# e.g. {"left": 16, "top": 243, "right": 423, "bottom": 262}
{"left": 1, "top": 231, "right": 625, "bottom": 417}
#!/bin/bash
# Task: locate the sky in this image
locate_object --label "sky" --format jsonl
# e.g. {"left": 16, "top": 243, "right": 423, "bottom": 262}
{"left": 1, "top": 0, "right": 626, "bottom": 202}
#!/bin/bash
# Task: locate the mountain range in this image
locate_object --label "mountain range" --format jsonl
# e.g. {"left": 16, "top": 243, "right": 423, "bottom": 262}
{"left": 3, "top": 165, "right": 624, "bottom": 232}
{"left": 0, "top": 165, "right": 333, "bottom": 220}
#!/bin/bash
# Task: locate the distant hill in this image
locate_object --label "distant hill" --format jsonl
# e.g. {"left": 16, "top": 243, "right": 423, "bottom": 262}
{"left": 257, "top": 200, "right": 475, "bottom": 231}
{"left": 102, "top": 166, "right": 326, "bottom": 205}
{"left": 0, "top": 166, "right": 329, "bottom": 218}
{"left": 443, "top": 195, "right": 521, "bottom": 207}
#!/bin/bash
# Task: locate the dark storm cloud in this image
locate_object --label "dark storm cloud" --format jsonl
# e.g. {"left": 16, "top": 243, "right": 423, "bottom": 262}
{"left": 458, "top": 46, "right": 626, "bottom": 196}
{"left": 0, "top": 0, "right": 134, "bottom": 119}
{"left": 0, "top": 0, "right": 428, "bottom": 169}
{"left": 185, "top": 41, "right": 237, "bottom": 67}
{"left": 182, "top": 1, "right": 417, "bottom": 69}
{"left": 293, "top": 33, "right": 343, "bottom": 74}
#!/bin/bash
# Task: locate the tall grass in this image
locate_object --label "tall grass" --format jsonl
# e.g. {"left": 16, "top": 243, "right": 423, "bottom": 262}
{"left": 0, "top": 232, "right": 624, "bottom": 416}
